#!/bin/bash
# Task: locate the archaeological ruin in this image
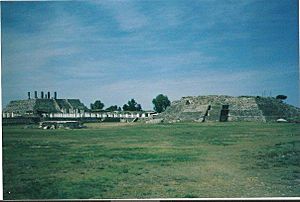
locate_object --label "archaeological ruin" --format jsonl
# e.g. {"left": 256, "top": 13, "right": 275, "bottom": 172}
{"left": 2, "top": 92, "right": 300, "bottom": 124}
{"left": 3, "top": 91, "right": 88, "bottom": 118}
{"left": 2, "top": 91, "right": 156, "bottom": 124}
{"left": 157, "top": 95, "right": 300, "bottom": 123}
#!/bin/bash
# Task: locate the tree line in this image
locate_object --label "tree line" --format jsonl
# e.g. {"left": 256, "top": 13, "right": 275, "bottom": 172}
{"left": 90, "top": 94, "right": 171, "bottom": 113}
{"left": 91, "top": 93, "right": 288, "bottom": 113}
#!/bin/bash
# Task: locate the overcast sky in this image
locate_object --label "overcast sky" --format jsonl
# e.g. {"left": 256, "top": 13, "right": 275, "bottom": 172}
{"left": 1, "top": 0, "right": 299, "bottom": 110}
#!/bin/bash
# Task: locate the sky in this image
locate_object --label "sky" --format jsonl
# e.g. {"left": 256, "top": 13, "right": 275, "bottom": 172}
{"left": 1, "top": 0, "right": 299, "bottom": 110}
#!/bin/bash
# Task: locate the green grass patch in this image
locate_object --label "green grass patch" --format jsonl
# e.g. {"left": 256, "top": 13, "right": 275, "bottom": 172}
{"left": 3, "top": 122, "right": 300, "bottom": 199}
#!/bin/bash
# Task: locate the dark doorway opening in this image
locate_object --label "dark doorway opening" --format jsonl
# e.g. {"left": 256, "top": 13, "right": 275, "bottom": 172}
{"left": 220, "top": 105, "right": 229, "bottom": 122}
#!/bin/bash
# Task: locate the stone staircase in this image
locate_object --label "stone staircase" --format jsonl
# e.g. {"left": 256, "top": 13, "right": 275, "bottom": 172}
{"left": 159, "top": 95, "right": 269, "bottom": 122}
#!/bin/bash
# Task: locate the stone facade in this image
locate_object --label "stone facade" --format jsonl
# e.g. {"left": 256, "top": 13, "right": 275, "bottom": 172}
{"left": 3, "top": 98, "right": 87, "bottom": 118}
{"left": 158, "top": 95, "right": 300, "bottom": 122}
{"left": 3, "top": 94, "right": 156, "bottom": 120}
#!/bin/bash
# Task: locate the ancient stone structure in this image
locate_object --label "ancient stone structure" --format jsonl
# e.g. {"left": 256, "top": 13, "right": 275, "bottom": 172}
{"left": 4, "top": 93, "right": 299, "bottom": 123}
{"left": 158, "top": 95, "right": 300, "bottom": 122}
{"left": 3, "top": 91, "right": 87, "bottom": 118}
{"left": 39, "top": 121, "right": 84, "bottom": 129}
{"left": 2, "top": 91, "right": 157, "bottom": 122}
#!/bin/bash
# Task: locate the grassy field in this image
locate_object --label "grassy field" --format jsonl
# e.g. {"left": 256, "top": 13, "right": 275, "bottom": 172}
{"left": 3, "top": 122, "right": 300, "bottom": 199}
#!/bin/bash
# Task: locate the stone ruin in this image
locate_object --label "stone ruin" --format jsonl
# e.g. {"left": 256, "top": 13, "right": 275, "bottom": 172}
{"left": 2, "top": 91, "right": 157, "bottom": 124}
{"left": 39, "top": 121, "right": 86, "bottom": 129}
{"left": 3, "top": 91, "right": 88, "bottom": 117}
{"left": 157, "top": 95, "right": 300, "bottom": 123}
{"left": 3, "top": 93, "right": 300, "bottom": 123}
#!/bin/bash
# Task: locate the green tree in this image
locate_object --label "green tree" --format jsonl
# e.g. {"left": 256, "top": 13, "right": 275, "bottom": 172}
{"left": 136, "top": 104, "right": 142, "bottom": 111}
{"left": 90, "top": 100, "right": 104, "bottom": 111}
{"left": 152, "top": 94, "right": 171, "bottom": 113}
{"left": 122, "top": 104, "right": 129, "bottom": 111}
{"left": 106, "top": 105, "right": 118, "bottom": 111}
{"left": 122, "top": 99, "right": 142, "bottom": 111}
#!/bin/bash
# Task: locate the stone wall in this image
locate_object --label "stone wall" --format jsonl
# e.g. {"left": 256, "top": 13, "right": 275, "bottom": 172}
{"left": 255, "top": 97, "right": 300, "bottom": 121}
{"left": 35, "top": 99, "right": 61, "bottom": 113}
{"left": 3, "top": 99, "right": 36, "bottom": 114}
{"left": 3, "top": 98, "right": 88, "bottom": 116}
{"left": 158, "top": 95, "right": 300, "bottom": 122}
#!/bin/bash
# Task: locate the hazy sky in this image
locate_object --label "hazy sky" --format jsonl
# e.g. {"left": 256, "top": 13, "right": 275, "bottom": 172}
{"left": 2, "top": 0, "right": 299, "bottom": 110}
